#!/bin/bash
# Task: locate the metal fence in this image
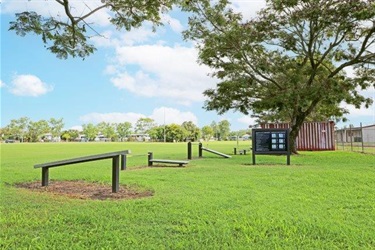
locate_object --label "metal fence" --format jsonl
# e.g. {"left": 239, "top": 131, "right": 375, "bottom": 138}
{"left": 335, "top": 123, "right": 375, "bottom": 154}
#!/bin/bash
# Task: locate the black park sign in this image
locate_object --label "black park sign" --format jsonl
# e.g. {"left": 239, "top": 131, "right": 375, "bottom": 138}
{"left": 252, "top": 128, "right": 291, "bottom": 165}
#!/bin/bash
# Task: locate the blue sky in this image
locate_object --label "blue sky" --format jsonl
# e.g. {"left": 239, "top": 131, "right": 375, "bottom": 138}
{"left": 1, "top": 0, "right": 374, "bottom": 131}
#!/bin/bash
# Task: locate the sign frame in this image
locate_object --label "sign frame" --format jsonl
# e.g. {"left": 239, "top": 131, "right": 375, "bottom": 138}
{"left": 252, "top": 128, "right": 291, "bottom": 165}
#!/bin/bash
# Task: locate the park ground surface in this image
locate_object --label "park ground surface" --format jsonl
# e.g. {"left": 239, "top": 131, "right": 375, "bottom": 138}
{"left": 1, "top": 141, "right": 374, "bottom": 249}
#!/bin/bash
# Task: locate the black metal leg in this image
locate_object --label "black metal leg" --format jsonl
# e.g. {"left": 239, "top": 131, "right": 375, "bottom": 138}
{"left": 148, "top": 152, "right": 153, "bottom": 166}
{"left": 41, "top": 168, "right": 49, "bottom": 186}
{"left": 121, "top": 154, "right": 127, "bottom": 170}
{"left": 112, "top": 156, "right": 120, "bottom": 193}
{"left": 187, "top": 142, "right": 192, "bottom": 160}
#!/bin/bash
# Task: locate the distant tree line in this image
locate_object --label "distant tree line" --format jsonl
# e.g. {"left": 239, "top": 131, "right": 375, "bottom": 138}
{"left": 1, "top": 117, "right": 250, "bottom": 143}
{"left": 1, "top": 117, "right": 64, "bottom": 142}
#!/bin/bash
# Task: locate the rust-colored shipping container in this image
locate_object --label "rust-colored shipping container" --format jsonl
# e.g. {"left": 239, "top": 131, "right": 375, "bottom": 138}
{"left": 260, "top": 121, "right": 335, "bottom": 151}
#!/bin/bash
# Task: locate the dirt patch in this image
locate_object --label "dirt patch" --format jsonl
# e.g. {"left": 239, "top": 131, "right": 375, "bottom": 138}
{"left": 15, "top": 180, "right": 154, "bottom": 201}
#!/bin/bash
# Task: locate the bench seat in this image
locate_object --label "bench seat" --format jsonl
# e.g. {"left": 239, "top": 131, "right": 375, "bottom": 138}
{"left": 149, "top": 159, "right": 188, "bottom": 167}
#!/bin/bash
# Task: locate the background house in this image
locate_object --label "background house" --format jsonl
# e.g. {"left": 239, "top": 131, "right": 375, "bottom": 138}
{"left": 335, "top": 124, "right": 375, "bottom": 143}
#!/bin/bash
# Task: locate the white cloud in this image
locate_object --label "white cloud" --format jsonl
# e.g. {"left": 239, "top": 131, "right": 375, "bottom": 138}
{"left": 161, "top": 14, "right": 184, "bottom": 33}
{"left": 92, "top": 26, "right": 159, "bottom": 48}
{"left": 80, "top": 112, "right": 145, "bottom": 125}
{"left": 150, "top": 107, "right": 198, "bottom": 125}
{"left": 9, "top": 74, "right": 53, "bottom": 97}
{"left": 110, "top": 72, "right": 138, "bottom": 91}
{"left": 0, "top": 80, "right": 5, "bottom": 88}
{"left": 109, "top": 44, "right": 216, "bottom": 105}
{"left": 339, "top": 98, "right": 375, "bottom": 127}
{"left": 342, "top": 86, "right": 375, "bottom": 117}
{"left": 231, "top": 0, "right": 266, "bottom": 21}
{"left": 336, "top": 65, "right": 375, "bottom": 125}
{"left": 344, "top": 66, "right": 356, "bottom": 78}
{"left": 342, "top": 103, "right": 375, "bottom": 117}
{"left": 1, "top": 0, "right": 111, "bottom": 26}
{"left": 358, "top": 86, "right": 375, "bottom": 100}
{"left": 69, "top": 125, "right": 83, "bottom": 132}
{"left": 79, "top": 107, "right": 198, "bottom": 127}
{"left": 90, "top": 30, "right": 115, "bottom": 48}
{"left": 117, "top": 26, "right": 159, "bottom": 46}
{"left": 237, "top": 115, "right": 257, "bottom": 127}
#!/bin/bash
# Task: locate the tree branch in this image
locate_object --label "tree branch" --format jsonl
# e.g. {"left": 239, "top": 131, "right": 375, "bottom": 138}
{"left": 77, "top": 4, "right": 109, "bottom": 23}
{"left": 62, "top": 0, "right": 76, "bottom": 25}
{"left": 329, "top": 24, "right": 375, "bottom": 78}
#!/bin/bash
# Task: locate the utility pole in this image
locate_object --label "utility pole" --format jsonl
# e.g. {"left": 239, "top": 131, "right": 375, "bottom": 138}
{"left": 163, "top": 107, "right": 166, "bottom": 143}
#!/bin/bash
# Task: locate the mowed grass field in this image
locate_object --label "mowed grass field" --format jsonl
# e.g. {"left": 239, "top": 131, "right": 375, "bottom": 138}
{"left": 1, "top": 141, "right": 374, "bottom": 249}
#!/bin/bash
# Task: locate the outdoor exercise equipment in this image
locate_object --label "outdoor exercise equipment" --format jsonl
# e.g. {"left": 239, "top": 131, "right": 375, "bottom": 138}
{"left": 187, "top": 142, "right": 231, "bottom": 159}
{"left": 147, "top": 152, "right": 188, "bottom": 167}
{"left": 34, "top": 150, "right": 131, "bottom": 193}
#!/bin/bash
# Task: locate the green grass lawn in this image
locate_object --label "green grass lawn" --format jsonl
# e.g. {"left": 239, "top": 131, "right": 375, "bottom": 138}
{"left": 1, "top": 142, "right": 374, "bottom": 249}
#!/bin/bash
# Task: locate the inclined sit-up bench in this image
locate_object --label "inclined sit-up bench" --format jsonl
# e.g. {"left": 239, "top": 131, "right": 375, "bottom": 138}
{"left": 187, "top": 142, "right": 231, "bottom": 159}
{"left": 34, "top": 150, "right": 131, "bottom": 193}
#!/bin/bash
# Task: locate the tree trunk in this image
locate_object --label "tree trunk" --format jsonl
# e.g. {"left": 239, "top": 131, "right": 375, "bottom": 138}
{"left": 289, "top": 114, "right": 306, "bottom": 154}
{"left": 289, "top": 128, "right": 299, "bottom": 154}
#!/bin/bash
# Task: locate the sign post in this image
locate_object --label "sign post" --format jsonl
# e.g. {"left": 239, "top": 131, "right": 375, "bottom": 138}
{"left": 252, "top": 129, "right": 291, "bottom": 165}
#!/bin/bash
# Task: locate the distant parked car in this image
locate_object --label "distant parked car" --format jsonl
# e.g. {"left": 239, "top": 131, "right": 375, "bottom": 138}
{"left": 5, "top": 139, "right": 15, "bottom": 143}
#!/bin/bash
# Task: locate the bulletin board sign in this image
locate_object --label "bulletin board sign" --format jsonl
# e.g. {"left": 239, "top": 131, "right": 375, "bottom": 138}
{"left": 252, "top": 129, "right": 291, "bottom": 165}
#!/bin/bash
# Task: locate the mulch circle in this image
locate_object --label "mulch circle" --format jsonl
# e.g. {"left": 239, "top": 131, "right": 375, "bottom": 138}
{"left": 15, "top": 180, "right": 154, "bottom": 201}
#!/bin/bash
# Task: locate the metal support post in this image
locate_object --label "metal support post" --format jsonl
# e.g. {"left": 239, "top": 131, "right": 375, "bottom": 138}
{"left": 112, "top": 156, "right": 120, "bottom": 193}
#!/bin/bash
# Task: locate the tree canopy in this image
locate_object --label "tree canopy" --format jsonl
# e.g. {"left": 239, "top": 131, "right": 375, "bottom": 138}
{"left": 183, "top": 0, "right": 375, "bottom": 152}
{"left": 116, "top": 122, "right": 132, "bottom": 141}
{"left": 4, "top": 117, "right": 65, "bottom": 142}
{"left": 135, "top": 118, "right": 157, "bottom": 134}
{"left": 201, "top": 125, "right": 214, "bottom": 141}
{"left": 218, "top": 120, "right": 231, "bottom": 140}
{"left": 181, "top": 121, "right": 201, "bottom": 141}
{"left": 9, "top": 0, "right": 179, "bottom": 59}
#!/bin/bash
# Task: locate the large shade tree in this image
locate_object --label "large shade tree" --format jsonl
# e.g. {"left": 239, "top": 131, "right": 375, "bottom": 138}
{"left": 9, "top": 0, "right": 180, "bottom": 59}
{"left": 135, "top": 118, "right": 157, "bottom": 134}
{"left": 165, "top": 123, "right": 186, "bottom": 142}
{"left": 82, "top": 123, "right": 98, "bottom": 141}
{"left": 6, "top": 117, "right": 30, "bottom": 142}
{"left": 97, "top": 122, "right": 116, "bottom": 141}
{"left": 181, "top": 121, "right": 201, "bottom": 141}
{"left": 183, "top": 0, "right": 375, "bottom": 152}
{"left": 28, "top": 120, "right": 50, "bottom": 142}
{"left": 61, "top": 129, "right": 79, "bottom": 141}
{"left": 218, "top": 120, "right": 231, "bottom": 141}
{"left": 148, "top": 125, "right": 165, "bottom": 141}
{"left": 201, "top": 125, "right": 214, "bottom": 141}
{"left": 49, "top": 118, "right": 64, "bottom": 141}
{"left": 116, "top": 122, "right": 132, "bottom": 141}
